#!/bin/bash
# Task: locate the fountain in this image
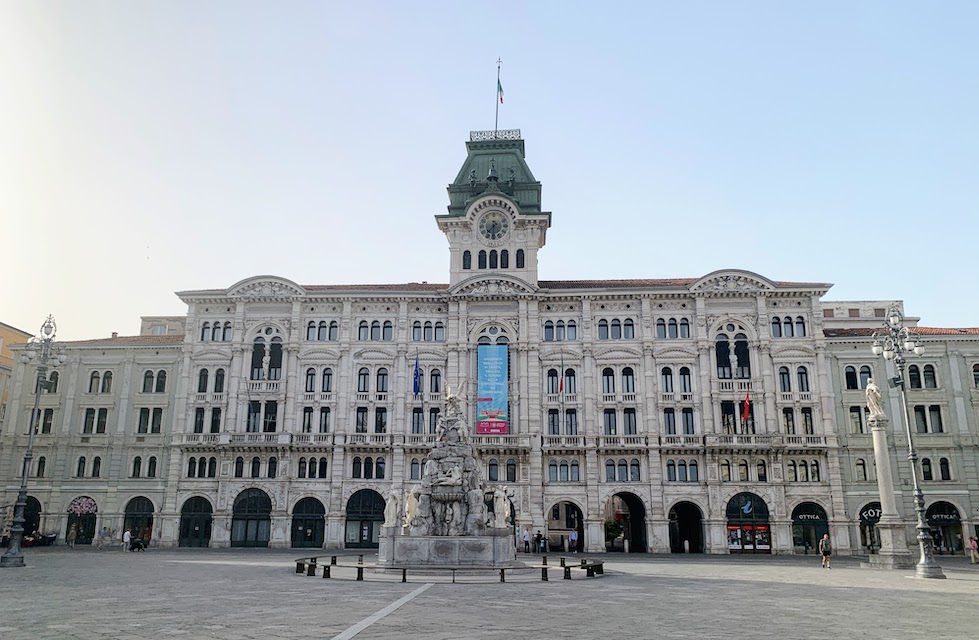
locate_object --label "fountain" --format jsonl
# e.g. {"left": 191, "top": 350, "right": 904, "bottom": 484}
{"left": 376, "top": 386, "right": 515, "bottom": 568}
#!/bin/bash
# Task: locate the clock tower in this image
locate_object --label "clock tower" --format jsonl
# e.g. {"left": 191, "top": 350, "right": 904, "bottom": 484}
{"left": 436, "top": 129, "right": 551, "bottom": 289}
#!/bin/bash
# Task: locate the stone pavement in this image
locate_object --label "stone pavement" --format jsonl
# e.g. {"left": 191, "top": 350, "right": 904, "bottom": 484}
{"left": 1, "top": 547, "right": 977, "bottom": 639}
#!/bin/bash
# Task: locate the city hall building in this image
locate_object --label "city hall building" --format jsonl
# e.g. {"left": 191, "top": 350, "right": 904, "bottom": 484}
{"left": 3, "top": 130, "right": 978, "bottom": 555}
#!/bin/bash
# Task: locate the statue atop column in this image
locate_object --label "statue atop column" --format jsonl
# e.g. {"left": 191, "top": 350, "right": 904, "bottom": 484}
{"left": 866, "top": 378, "right": 886, "bottom": 418}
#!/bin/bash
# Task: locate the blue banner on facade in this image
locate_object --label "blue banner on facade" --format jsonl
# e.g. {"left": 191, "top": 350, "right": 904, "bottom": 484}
{"left": 476, "top": 345, "right": 508, "bottom": 434}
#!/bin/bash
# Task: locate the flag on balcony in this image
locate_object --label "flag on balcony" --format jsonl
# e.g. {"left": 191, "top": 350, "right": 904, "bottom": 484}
{"left": 742, "top": 385, "right": 751, "bottom": 423}
{"left": 412, "top": 354, "right": 421, "bottom": 398}
{"left": 559, "top": 354, "right": 564, "bottom": 393}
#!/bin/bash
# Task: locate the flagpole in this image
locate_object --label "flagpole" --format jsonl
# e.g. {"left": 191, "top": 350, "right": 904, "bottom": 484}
{"left": 559, "top": 353, "right": 565, "bottom": 436}
{"left": 494, "top": 58, "right": 502, "bottom": 138}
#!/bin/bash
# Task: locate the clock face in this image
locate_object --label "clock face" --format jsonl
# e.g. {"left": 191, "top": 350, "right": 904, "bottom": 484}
{"left": 478, "top": 212, "right": 510, "bottom": 241}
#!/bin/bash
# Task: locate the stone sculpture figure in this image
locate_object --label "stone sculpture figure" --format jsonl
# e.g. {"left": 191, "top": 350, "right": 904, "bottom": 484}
{"left": 261, "top": 345, "right": 271, "bottom": 381}
{"left": 493, "top": 486, "right": 511, "bottom": 528}
{"left": 866, "top": 378, "right": 886, "bottom": 418}
{"left": 403, "top": 487, "right": 419, "bottom": 529}
{"left": 383, "top": 489, "right": 401, "bottom": 527}
{"left": 434, "top": 464, "right": 463, "bottom": 487}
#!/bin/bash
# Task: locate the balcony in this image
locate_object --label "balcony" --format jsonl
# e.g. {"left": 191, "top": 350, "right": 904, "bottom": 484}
{"left": 542, "top": 435, "right": 585, "bottom": 449}
{"left": 601, "top": 393, "right": 616, "bottom": 403}
{"left": 598, "top": 435, "right": 646, "bottom": 449}
{"left": 344, "top": 433, "right": 392, "bottom": 446}
{"left": 195, "top": 392, "right": 227, "bottom": 404}
{"left": 545, "top": 393, "right": 579, "bottom": 404}
{"left": 405, "top": 434, "right": 438, "bottom": 447}
{"left": 706, "top": 434, "right": 774, "bottom": 451}
{"left": 248, "top": 381, "right": 280, "bottom": 393}
{"left": 229, "top": 432, "right": 291, "bottom": 445}
{"left": 293, "top": 433, "right": 335, "bottom": 446}
{"left": 427, "top": 392, "right": 442, "bottom": 404}
{"left": 784, "top": 435, "right": 827, "bottom": 448}
{"left": 659, "top": 434, "right": 704, "bottom": 449}
{"left": 470, "top": 434, "right": 532, "bottom": 452}
{"left": 715, "top": 380, "right": 752, "bottom": 393}
{"left": 779, "top": 392, "right": 814, "bottom": 403}
{"left": 176, "top": 433, "right": 224, "bottom": 445}
{"left": 622, "top": 393, "right": 637, "bottom": 402}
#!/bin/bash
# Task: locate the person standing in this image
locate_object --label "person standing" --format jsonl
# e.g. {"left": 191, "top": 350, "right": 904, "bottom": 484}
{"left": 123, "top": 528, "right": 131, "bottom": 552}
{"left": 818, "top": 533, "right": 832, "bottom": 569}
{"left": 522, "top": 528, "right": 530, "bottom": 553}
{"left": 569, "top": 529, "right": 578, "bottom": 553}
{"left": 97, "top": 527, "right": 108, "bottom": 550}
{"left": 67, "top": 524, "right": 78, "bottom": 549}
{"left": 969, "top": 536, "right": 978, "bottom": 564}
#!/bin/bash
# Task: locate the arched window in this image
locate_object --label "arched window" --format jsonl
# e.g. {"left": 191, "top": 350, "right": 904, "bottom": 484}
{"left": 679, "top": 319, "right": 690, "bottom": 338}
{"left": 357, "top": 368, "right": 370, "bottom": 393}
{"left": 656, "top": 319, "right": 667, "bottom": 338}
{"left": 423, "top": 322, "right": 433, "bottom": 341}
{"left": 598, "top": 319, "right": 609, "bottom": 340}
{"left": 222, "top": 322, "right": 233, "bottom": 341}
{"left": 667, "top": 460, "right": 677, "bottom": 481}
{"left": 734, "top": 334, "right": 750, "bottom": 378}
{"left": 370, "top": 321, "right": 381, "bottom": 341}
{"left": 430, "top": 369, "right": 442, "bottom": 393}
{"left": 679, "top": 367, "right": 692, "bottom": 393}
{"left": 546, "top": 369, "right": 559, "bottom": 394}
{"left": 88, "top": 371, "right": 100, "bottom": 394}
{"left": 810, "top": 460, "right": 820, "bottom": 482}
{"left": 463, "top": 250, "right": 472, "bottom": 269}
{"left": 797, "top": 367, "right": 810, "bottom": 393}
{"left": 720, "top": 459, "right": 731, "bottom": 482}
{"left": 92, "top": 456, "right": 101, "bottom": 477}
{"left": 678, "top": 460, "right": 687, "bottom": 482}
{"left": 329, "top": 321, "right": 339, "bottom": 341}
{"left": 234, "top": 457, "right": 244, "bottom": 478}
{"left": 798, "top": 461, "right": 809, "bottom": 482}
{"left": 376, "top": 368, "right": 389, "bottom": 393}
{"left": 156, "top": 371, "right": 167, "bottom": 393}
{"left": 322, "top": 368, "right": 333, "bottom": 392}
{"left": 250, "top": 457, "right": 261, "bottom": 478}
{"left": 208, "top": 457, "right": 216, "bottom": 477}
{"left": 715, "top": 334, "right": 731, "bottom": 379}
{"left": 844, "top": 366, "right": 858, "bottom": 390}
{"left": 198, "top": 369, "right": 209, "bottom": 394}
{"left": 516, "top": 249, "right": 525, "bottom": 268}
{"left": 779, "top": 367, "right": 791, "bottom": 392}
{"left": 500, "top": 249, "right": 509, "bottom": 268}
{"left": 617, "top": 459, "right": 628, "bottom": 482}
{"left": 36, "top": 456, "right": 46, "bottom": 477}
{"left": 544, "top": 321, "right": 554, "bottom": 342}
{"left": 923, "top": 365, "right": 937, "bottom": 389}
{"left": 564, "top": 369, "right": 577, "bottom": 394}
{"left": 623, "top": 319, "right": 635, "bottom": 339}
{"left": 795, "top": 317, "right": 806, "bottom": 337}
{"left": 308, "top": 458, "right": 317, "bottom": 478}
{"left": 566, "top": 320, "right": 577, "bottom": 341}
{"left": 859, "top": 366, "right": 872, "bottom": 389}
{"left": 47, "top": 371, "right": 59, "bottom": 393}
{"left": 630, "top": 459, "right": 640, "bottom": 481}
{"left": 306, "top": 322, "right": 316, "bottom": 341}
{"left": 605, "top": 460, "right": 615, "bottom": 481}
{"left": 375, "top": 458, "right": 385, "bottom": 479}
{"left": 757, "top": 460, "right": 767, "bottom": 482}
{"left": 201, "top": 322, "right": 210, "bottom": 341}
{"left": 554, "top": 321, "right": 566, "bottom": 341}
{"left": 783, "top": 317, "right": 794, "bottom": 338}
{"left": 317, "top": 321, "right": 328, "bottom": 341}
{"left": 488, "top": 459, "right": 499, "bottom": 482}
{"left": 214, "top": 369, "right": 225, "bottom": 393}
{"left": 318, "top": 458, "right": 327, "bottom": 478}
{"left": 132, "top": 456, "right": 142, "bottom": 478}
{"left": 434, "top": 322, "right": 445, "bottom": 342}
{"left": 689, "top": 460, "right": 699, "bottom": 481}
{"left": 602, "top": 368, "right": 615, "bottom": 394}
{"left": 211, "top": 323, "right": 221, "bottom": 341}
{"left": 622, "top": 367, "right": 635, "bottom": 393}
{"left": 549, "top": 461, "right": 558, "bottom": 482}
{"left": 856, "top": 459, "right": 867, "bottom": 481}
{"left": 788, "top": 461, "right": 798, "bottom": 482}
{"left": 939, "top": 458, "right": 951, "bottom": 481}
{"left": 478, "top": 250, "right": 487, "bottom": 269}
{"left": 661, "top": 367, "right": 674, "bottom": 393}
{"left": 738, "top": 460, "right": 749, "bottom": 482}
{"left": 411, "top": 321, "right": 422, "bottom": 341}
{"left": 101, "top": 372, "right": 112, "bottom": 393}
{"left": 771, "top": 317, "right": 782, "bottom": 338}
{"left": 411, "top": 458, "right": 421, "bottom": 480}
{"left": 147, "top": 456, "right": 157, "bottom": 478}
{"left": 489, "top": 250, "right": 498, "bottom": 269}
{"left": 507, "top": 459, "right": 518, "bottom": 482}
{"left": 908, "top": 365, "right": 922, "bottom": 389}
{"left": 668, "top": 319, "right": 678, "bottom": 339}
{"left": 921, "top": 458, "right": 933, "bottom": 481}
{"left": 358, "top": 322, "right": 369, "bottom": 341}
{"left": 611, "top": 319, "right": 622, "bottom": 340}
{"left": 298, "top": 457, "right": 306, "bottom": 478}
{"left": 267, "top": 457, "right": 277, "bottom": 478}
{"left": 382, "top": 321, "right": 393, "bottom": 341}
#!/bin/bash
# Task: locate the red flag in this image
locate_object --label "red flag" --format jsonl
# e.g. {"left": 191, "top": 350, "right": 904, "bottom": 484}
{"left": 559, "top": 374, "right": 564, "bottom": 393}
{"left": 742, "top": 386, "right": 751, "bottom": 423}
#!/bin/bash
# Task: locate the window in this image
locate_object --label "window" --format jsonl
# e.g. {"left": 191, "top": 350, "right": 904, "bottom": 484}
{"left": 779, "top": 367, "right": 791, "bottom": 393}
{"left": 798, "top": 461, "right": 808, "bottom": 482}
{"left": 622, "top": 368, "right": 635, "bottom": 393}
{"left": 734, "top": 334, "right": 750, "bottom": 378}
{"left": 147, "top": 456, "right": 157, "bottom": 478}
{"left": 565, "top": 409, "right": 578, "bottom": 435}
{"left": 810, "top": 460, "right": 820, "bottom": 482}
{"left": 677, "top": 460, "right": 687, "bottom": 482}
{"left": 856, "top": 458, "right": 867, "bottom": 481}
{"left": 234, "top": 457, "right": 244, "bottom": 478}
{"left": 262, "top": 401, "right": 277, "bottom": 432}
{"left": 422, "top": 322, "right": 433, "bottom": 342}
{"left": 757, "top": 460, "right": 767, "bottom": 482}
{"left": 319, "top": 407, "right": 330, "bottom": 433}
{"left": 721, "top": 402, "right": 736, "bottom": 434}
{"left": 661, "top": 367, "right": 673, "bottom": 393}
{"left": 549, "top": 461, "right": 558, "bottom": 482}
{"left": 47, "top": 371, "right": 59, "bottom": 393}
{"left": 844, "top": 366, "right": 858, "bottom": 390}
{"left": 797, "top": 367, "right": 810, "bottom": 393}
{"left": 738, "top": 460, "right": 749, "bottom": 482}
{"left": 357, "top": 368, "right": 370, "bottom": 393}
{"left": 143, "top": 370, "right": 155, "bottom": 393}
{"left": 788, "top": 461, "right": 797, "bottom": 482}
{"left": 801, "top": 408, "right": 813, "bottom": 435}
{"left": 623, "top": 408, "right": 637, "bottom": 435}
{"left": 555, "top": 321, "right": 565, "bottom": 342}
{"left": 132, "top": 456, "right": 142, "bottom": 478}
{"left": 630, "top": 459, "right": 640, "bottom": 481}
{"left": 208, "top": 457, "right": 217, "bottom": 478}
{"left": 598, "top": 320, "right": 609, "bottom": 340}
{"left": 429, "top": 408, "right": 440, "bottom": 433}
{"left": 374, "top": 408, "right": 387, "bottom": 433}
{"left": 200, "top": 322, "right": 210, "bottom": 341}
{"left": 679, "top": 319, "right": 690, "bottom": 338}
{"left": 36, "top": 456, "right": 46, "bottom": 477}
{"left": 689, "top": 460, "right": 698, "bottom": 481}
{"left": 410, "top": 458, "right": 421, "bottom": 480}
{"left": 720, "top": 460, "right": 731, "bottom": 482}
{"left": 356, "top": 407, "right": 368, "bottom": 433}
{"left": 973, "top": 364, "right": 979, "bottom": 388}
{"left": 302, "top": 407, "right": 314, "bottom": 433}
{"left": 268, "top": 457, "right": 277, "bottom": 479}
{"left": 145, "top": 407, "right": 157, "bottom": 434}
{"left": 430, "top": 369, "right": 442, "bottom": 393}
{"left": 681, "top": 408, "right": 695, "bottom": 434}
{"left": 848, "top": 406, "right": 864, "bottom": 434}
{"left": 544, "top": 321, "right": 554, "bottom": 342}
{"left": 101, "top": 372, "right": 112, "bottom": 394}
{"left": 246, "top": 402, "right": 261, "bottom": 432}
{"left": 507, "top": 459, "right": 517, "bottom": 482}
{"left": 603, "top": 409, "right": 617, "bottom": 435}
{"left": 382, "top": 321, "right": 393, "bottom": 341}
{"left": 546, "top": 369, "right": 559, "bottom": 394}
{"left": 783, "top": 317, "right": 794, "bottom": 338}
{"left": 602, "top": 368, "right": 615, "bottom": 394}
{"left": 188, "top": 457, "right": 198, "bottom": 478}
{"left": 155, "top": 371, "right": 167, "bottom": 393}
{"left": 478, "top": 251, "right": 487, "bottom": 269}
{"left": 95, "top": 409, "right": 107, "bottom": 434}
{"left": 91, "top": 456, "right": 101, "bottom": 478}
{"left": 322, "top": 368, "right": 333, "bottom": 392}
{"left": 663, "top": 408, "right": 676, "bottom": 434}
{"left": 376, "top": 368, "right": 389, "bottom": 393}
{"left": 611, "top": 320, "right": 621, "bottom": 340}
{"left": 214, "top": 369, "right": 225, "bottom": 393}
{"left": 908, "top": 365, "right": 922, "bottom": 389}
{"left": 679, "top": 367, "right": 692, "bottom": 393}
{"left": 77, "top": 456, "right": 86, "bottom": 478}
{"left": 564, "top": 369, "right": 577, "bottom": 394}
{"left": 375, "top": 458, "right": 385, "bottom": 479}
{"left": 715, "top": 334, "right": 731, "bottom": 379}
{"left": 488, "top": 459, "right": 499, "bottom": 482}
{"left": 500, "top": 250, "right": 509, "bottom": 268}
{"left": 771, "top": 317, "right": 782, "bottom": 338}
{"left": 489, "top": 250, "right": 498, "bottom": 269}
{"left": 88, "top": 371, "right": 100, "bottom": 394}
{"left": 463, "top": 251, "right": 471, "bottom": 269}
{"left": 358, "top": 322, "right": 369, "bottom": 341}
{"left": 783, "top": 408, "right": 796, "bottom": 434}
{"left": 566, "top": 321, "right": 577, "bottom": 341}
{"left": 656, "top": 319, "right": 666, "bottom": 338}
{"left": 929, "top": 405, "right": 943, "bottom": 433}
{"left": 939, "top": 457, "right": 951, "bottom": 481}
{"left": 913, "top": 405, "right": 943, "bottom": 433}
{"left": 251, "top": 457, "right": 261, "bottom": 478}
{"left": 548, "top": 409, "right": 560, "bottom": 435}
{"left": 667, "top": 460, "right": 676, "bottom": 481}
{"left": 617, "top": 459, "right": 627, "bottom": 482}
{"left": 41, "top": 409, "right": 53, "bottom": 434}
{"left": 516, "top": 249, "right": 524, "bottom": 268}
{"left": 668, "top": 319, "right": 678, "bottom": 339}
{"left": 859, "top": 366, "right": 872, "bottom": 389}
{"left": 623, "top": 319, "right": 635, "bottom": 339}
{"left": 305, "top": 368, "right": 316, "bottom": 393}
{"left": 921, "top": 458, "right": 933, "bottom": 481}
{"left": 152, "top": 407, "right": 163, "bottom": 433}
{"left": 411, "top": 408, "right": 424, "bottom": 434}
{"left": 559, "top": 461, "right": 569, "bottom": 482}
{"left": 795, "top": 317, "right": 806, "bottom": 337}
{"left": 923, "top": 365, "right": 937, "bottom": 389}
{"left": 307, "top": 322, "right": 317, "bottom": 341}
{"left": 317, "top": 321, "right": 328, "bottom": 341}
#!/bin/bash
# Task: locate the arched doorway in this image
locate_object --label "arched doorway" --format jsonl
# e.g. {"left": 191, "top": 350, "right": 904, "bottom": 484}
{"left": 345, "top": 489, "right": 384, "bottom": 549}
{"left": 792, "top": 502, "right": 828, "bottom": 554}
{"left": 66, "top": 496, "right": 98, "bottom": 545}
{"left": 179, "top": 497, "right": 213, "bottom": 547}
{"left": 726, "top": 493, "right": 770, "bottom": 554}
{"left": 546, "top": 501, "right": 583, "bottom": 552}
{"left": 24, "top": 496, "right": 42, "bottom": 536}
{"left": 124, "top": 496, "right": 155, "bottom": 545}
{"left": 926, "top": 501, "right": 963, "bottom": 555}
{"left": 605, "top": 492, "right": 647, "bottom": 553}
{"left": 858, "top": 501, "right": 881, "bottom": 554}
{"left": 292, "top": 497, "right": 326, "bottom": 548}
{"left": 231, "top": 489, "right": 272, "bottom": 548}
{"left": 669, "top": 501, "right": 704, "bottom": 553}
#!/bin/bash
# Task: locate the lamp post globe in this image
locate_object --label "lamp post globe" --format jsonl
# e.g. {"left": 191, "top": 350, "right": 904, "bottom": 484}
{"left": 0, "top": 315, "right": 66, "bottom": 568}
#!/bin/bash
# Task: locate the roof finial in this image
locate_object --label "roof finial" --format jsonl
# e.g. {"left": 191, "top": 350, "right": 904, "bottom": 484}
{"left": 487, "top": 159, "right": 498, "bottom": 182}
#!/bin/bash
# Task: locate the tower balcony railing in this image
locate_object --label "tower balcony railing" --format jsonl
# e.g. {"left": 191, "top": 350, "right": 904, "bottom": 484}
{"left": 542, "top": 435, "right": 585, "bottom": 448}
{"left": 247, "top": 381, "right": 280, "bottom": 393}
{"left": 598, "top": 435, "right": 646, "bottom": 449}
{"left": 293, "top": 433, "right": 335, "bottom": 445}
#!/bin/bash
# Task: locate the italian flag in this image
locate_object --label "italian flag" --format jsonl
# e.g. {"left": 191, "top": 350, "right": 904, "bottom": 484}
{"left": 498, "top": 79, "right": 504, "bottom": 104}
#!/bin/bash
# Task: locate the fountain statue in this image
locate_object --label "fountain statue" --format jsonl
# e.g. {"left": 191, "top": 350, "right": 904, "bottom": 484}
{"left": 376, "top": 384, "right": 515, "bottom": 568}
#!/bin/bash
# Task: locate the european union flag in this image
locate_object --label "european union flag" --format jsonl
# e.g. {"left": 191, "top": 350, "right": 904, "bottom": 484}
{"left": 412, "top": 355, "right": 421, "bottom": 397}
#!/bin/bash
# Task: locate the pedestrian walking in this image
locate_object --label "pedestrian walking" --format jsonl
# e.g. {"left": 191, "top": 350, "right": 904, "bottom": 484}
{"left": 818, "top": 533, "right": 832, "bottom": 569}
{"left": 97, "top": 526, "right": 108, "bottom": 550}
{"left": 522, "top": 528, "right": 530, "bottom": 553}
{"left": 123, "top": 528, "right": 131, "bottom": 552}
{"left": 969, "top": 536, "right": 978, "bottom": 564}
{"left": 67, "top": 524, "right": 78, "bottom": 549}
{"left": 534, "top": 530, "right": 543, "bottom": 553}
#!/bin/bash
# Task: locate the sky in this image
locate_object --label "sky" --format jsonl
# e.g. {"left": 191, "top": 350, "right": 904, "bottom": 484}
{"left": 1, "top": 2, "right": 977, "bottom": 341}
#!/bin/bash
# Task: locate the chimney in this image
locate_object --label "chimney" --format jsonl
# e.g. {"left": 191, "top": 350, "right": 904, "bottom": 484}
{"left": 111, "top": 332, "right": 118, "bottom": 338}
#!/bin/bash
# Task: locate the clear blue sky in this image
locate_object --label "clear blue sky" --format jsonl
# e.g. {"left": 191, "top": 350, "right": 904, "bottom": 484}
{"left": 2, "top": 1, "right": 976, "bottom": 340}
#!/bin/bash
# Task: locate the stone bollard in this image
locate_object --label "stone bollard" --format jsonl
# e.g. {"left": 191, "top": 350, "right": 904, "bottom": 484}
{"left": 296, "top": 561, "right": 305, "bottom": 574}
{"left": 331, "top": 555, "right": 338, "bottom": 565}
{"left": 542, "top": 555, "right": 548, "bottom": 566}
{"left": 356, "top": 566, "right": 364, "bottom": 581}
{"left": 306, "top": 562, "right": 316, "bottom": 577}
{"left": 563, "top": 566, "right": 572, "bottom": 580}
{"left": 322, "top": 564, "right": 331, "bottom": 579}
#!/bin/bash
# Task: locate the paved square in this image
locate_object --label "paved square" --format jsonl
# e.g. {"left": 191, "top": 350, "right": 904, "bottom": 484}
{"left": 1, "top": 548, "right": 977, "bottom": 639}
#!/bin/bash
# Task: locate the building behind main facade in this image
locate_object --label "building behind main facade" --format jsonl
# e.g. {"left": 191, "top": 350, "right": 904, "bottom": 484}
{"left": 2, "top": 130, "right": 978, "bottom": 554}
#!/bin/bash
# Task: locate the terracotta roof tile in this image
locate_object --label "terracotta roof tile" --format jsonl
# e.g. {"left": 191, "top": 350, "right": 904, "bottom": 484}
{"left": 824, "top": 327, "right": 979, "bottom": 338}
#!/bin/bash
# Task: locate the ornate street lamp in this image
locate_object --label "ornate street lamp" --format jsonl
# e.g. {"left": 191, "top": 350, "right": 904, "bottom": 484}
{"left": 0, "top": 315, "right": 67, "bottom": 568}
{"left": 871, "top": 306, "right": 944, "bottom": 579}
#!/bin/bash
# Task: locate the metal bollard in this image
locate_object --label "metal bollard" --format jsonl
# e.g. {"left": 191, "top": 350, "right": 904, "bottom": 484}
{"left": 358, "top": 554, "right": 364, "bottom": 565}
{"left": 542, "top": 555, "right": 547, "bottom": 566}
{"left": 331, "top": 555, "right": 337, "bottom": 565}
{"left": 595, "top": 564, "right": 604, "bottom": 575}
{"left": 452, "top": 569, "right": 456, "bottom": 584}
{"left": 401, "top": 568, "right": 407, "bottom": 583}
{"left": 564, "top": 566, "right": 572, "bottom": 580}
{"left": 499, "top": 568, "right": 506, "bottom": 583}
{"left": 356, "top": 566, "right": 364, "bottom": 581}
{"left": 586, "top": 565, "right": 595, "bottom": 578}
{"left": 541, "top": 566, "right": 548, "bottom": 581}
{"left": 296, "top": 561, "right": 305, "bottom": 574}
{"left": 322, "top": 565, "right": 331, "bottom": 579}
{"left": 307, "top": 562, "right": 316, "bottom": 577}
{"left": 560, "top": 557, "right": 566, "bottom": 567}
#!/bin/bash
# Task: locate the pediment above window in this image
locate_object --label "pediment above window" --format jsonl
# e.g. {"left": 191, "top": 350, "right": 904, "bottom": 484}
{"left": 690, "top": 270, "right": 775, "bottom": 294}
{"left": 227, "top": 276, "right": 305, "bottom": 299}
{"left": 451, "top": 276, "right": 537, "bottom": 297}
